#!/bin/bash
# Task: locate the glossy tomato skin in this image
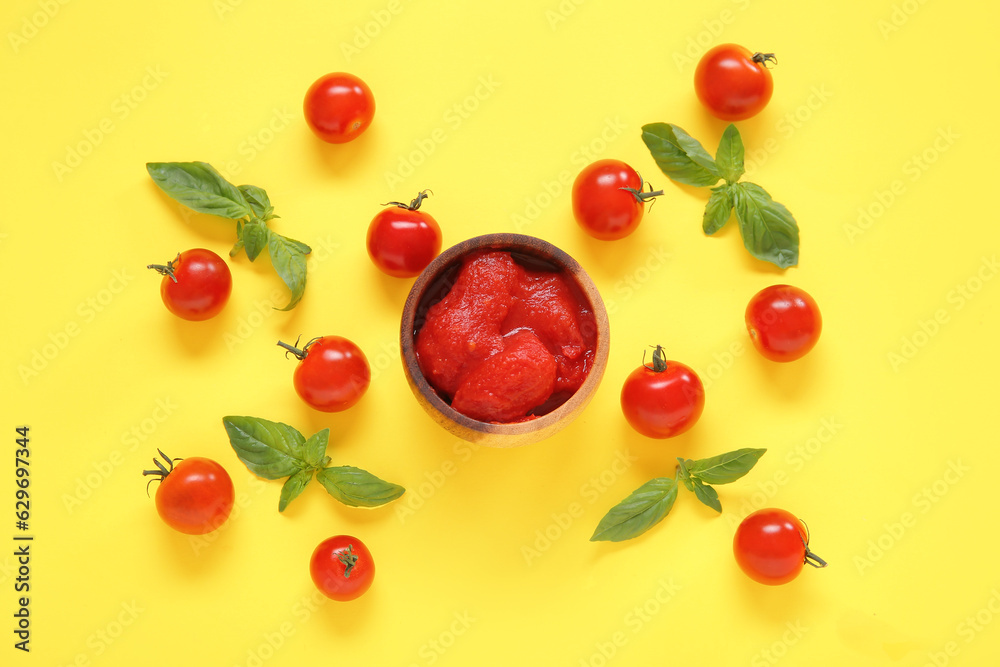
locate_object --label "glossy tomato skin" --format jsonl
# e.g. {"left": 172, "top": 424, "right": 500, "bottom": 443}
{"left": 572, "top": 159, "right": 647, "bottom": 240}
{"left": 734, "top": 508, "right": 811, "bottom": 585}
{"left": 621, "top": 359, "right": 705, "bottom": 438}
{"left": 367, "top": 205, "right": 442, "bottom": 278}
{"left": 293, "top": 336, "right": 371, "bottom": 412}
{"left": 310, "top": 535, "right": 375, "bottom": 601}
{"left": 694, "top": 44, "right": 774, "bottom": 121}
{"left": 303, "top": 72, "right": 375, "bottom": 144}
{"left": 158, "top": 249, "right": 232, "bottom": 321}
{"left": 745, "top": 284, "right": 822, "bottom": 362}
{"left": 155, "top": 457, "right": 234, "bottom": 535}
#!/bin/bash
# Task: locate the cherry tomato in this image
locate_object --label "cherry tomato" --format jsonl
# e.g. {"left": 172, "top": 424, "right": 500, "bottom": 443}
{"left": 367, "top": 191, "right": 442, "bottom": 278}
{"left": 745, "top": 284, "right": 822, "bottom": 362}
{"left": 620, "top": 346, "right": 705, "bottom": 438}
{"left": 734, "top": 508, "right": 827, "bottom": 585}
{"left": 572, "top": 159, "right": 662, "bottom": 240}
{"left": 148, "top": 248, "right": 232, "bottom": 321}
{"left": 303, "top": 72, "right": 375, "bottom": 144}
{"left": 279, "top": 336, "right": 370, "bottom": 412}
{"left": 310, "top": 535, "right": 375, "bottom": 601}
{"left": 694, "top": 44, "right": 776, "bottom": 121}
{"left": 143, "top": 450, "right": 234, "bottom": 535}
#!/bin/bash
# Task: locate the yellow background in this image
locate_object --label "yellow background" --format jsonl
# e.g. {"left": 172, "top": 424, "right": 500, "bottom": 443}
{"left": 2, "top": 0, "right": 998, "bottom": 664}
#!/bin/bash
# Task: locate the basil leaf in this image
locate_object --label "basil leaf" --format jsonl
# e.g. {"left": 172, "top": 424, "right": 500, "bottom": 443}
{"left": 732, "top": 182, "right": 799, "bottom": 269}
{"left": 703, "top": 184, "right": 734, "bottom": 235}
{"left": 238, "top": 184, "right": 275, "bottom": 221}
{"left": 675, "top": 457, "right": 695, "bottom": 492}
{"left": 715, "top": 124, "right": 745, "bottom": 184}
{"left": 692, "top": 479, "right": 722, "bottom": 513}
{"left": 686, "top": 448, "right": 766, "bottom": 485}
{"left": 241, "top": 220, "right": 269, "bottom": 262}
{"left": 590, "top": 477, "right": 678, "bottom": 542}
{"left": 316, "top": 466, "right": 406, "bottom": 508}
{"left": 284, "top": 237, "right": 312, "bottom": 255}
{"left": 222, "top": 416, "right": 308, "bottom": 479}
{"left": 641, "top": 123, "right": 721, "bottom": 187}
{"left": 303, "top": 429, "right": 330, "bottom": 469}
{"left": 146, "top": 162, "right": 252, "bottom": 220}
{"left": 278, "top": 468, "right": 314, "bottom": 512}
{"left": 267, "top": 232, "right": 309, "bottom": 311}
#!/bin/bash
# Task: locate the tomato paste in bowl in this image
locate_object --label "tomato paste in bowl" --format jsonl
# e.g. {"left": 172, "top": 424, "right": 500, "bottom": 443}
{"left": 401, "top": 234, "right": 610, "bottom": 447}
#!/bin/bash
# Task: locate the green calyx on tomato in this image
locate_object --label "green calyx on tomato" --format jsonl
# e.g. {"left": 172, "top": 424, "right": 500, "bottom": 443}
{"left": 338, "top": 544, "right": 359, "bottom": 578}
{"left": 147, "top": 253, "right": 181, "bottom": 283}
{"left": 142, "top": 449, "right": 184, "bottom": 495}
{"left": 222, "top": 415, "right": 405, "bottom": 512}
{"left": 146, "top": 161, "right": 311, "bottom": 310}
{"left": 641, "top": 122, "right": 799, "bottom": 269}
{"left": 752, "top": 52, "right": 778, "bottom": 68}
{"left": 277, "top": 335, "right": 321, "bottom": 361}
{"left": 384, "top": 188, "right": 433, "bottom": 211}
{"left": 590, "top": 448, "right": 766, "bottom": 542}
{"left": 620, "top": 178, "right": 663, "bottom": 205}
{"left": 642, "top": 344, "right": 670, "bottom": 373}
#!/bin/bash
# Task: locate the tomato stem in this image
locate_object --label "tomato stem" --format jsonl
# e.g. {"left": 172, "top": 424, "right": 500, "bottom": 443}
{"left": 384, "top": 189, "right": 434, "bottom": 211}
{"left": 804, "top": 548, "right": 828, "bottom": 568}
{"left": 620, "top": 177, "right": 664, "bottom": 206}
{"left": 338, "top": 544, "right": 359, "bottom": 578}
{"left": 799, "top": 520, "right": 828, "bottom": 568}
{"left": 642, "top": 345, "right": 669, "bottom": 373}
{"left": 752, "top": 52, "right": 778, "bottom": 69}
{"left": 147, "top": 253, "right": 181, "bottom": 283}
{"left": 142, "top": 449, "right": 184, "bottom": 496}
{"left": 277, "top": 335, "right": 322, "bottom": 361}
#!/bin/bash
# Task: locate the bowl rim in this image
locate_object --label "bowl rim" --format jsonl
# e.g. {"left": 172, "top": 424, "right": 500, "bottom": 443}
{"left": 400, "top": 233, "right": 610, "bottom": 439}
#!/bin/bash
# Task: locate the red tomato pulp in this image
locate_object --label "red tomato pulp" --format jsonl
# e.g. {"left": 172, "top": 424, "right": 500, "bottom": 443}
{"left": 414, "top": 251, "right": 598, "bottom": 422}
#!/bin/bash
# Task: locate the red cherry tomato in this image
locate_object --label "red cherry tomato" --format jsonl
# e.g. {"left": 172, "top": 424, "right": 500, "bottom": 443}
{"left": 367, "top": 191, "right": 442, "bottom": 278}
{"left": 144, "top": 451, "right": 234, "bottom": 535}
{"left": 620, "top": 346, "right": 705, "bottom": 438}
{"left": 279, "top": 336, "right": 370, "bottom": 412}
{"left": 694, "top": 44, "right": 776, "bottom": 121}
{"left": 310, "top": 535, "right": 375, "bottom": 601}
{"left": 734, "top": 508, "right": 827, "bottom": 585}
{"left": 149, "top": 249, "right": 232, "bottom": 321}
{"left": 745, "top": 284, "right": 822, "bottom": 362}
{"left": 303, "top": 72, "right": 375, "bottom": 144}
{"left": 572, "top": 159, "right": 662, "bottom": 240}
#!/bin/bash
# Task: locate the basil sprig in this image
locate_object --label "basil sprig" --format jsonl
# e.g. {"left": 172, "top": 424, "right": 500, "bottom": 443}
{"left": 641, "top": 123, "right": 799, "bottom": 269}
{"left": 590, "top": 448, "right": 765, "bottom": 542}
{"left": 146, "top": 161, "right": 311, "bottom": 310}
{"left": 223, "top": 416, "right": 405, "bottom": 512}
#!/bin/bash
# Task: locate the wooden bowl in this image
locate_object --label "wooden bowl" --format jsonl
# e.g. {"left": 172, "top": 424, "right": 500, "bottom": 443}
{"left": 400, "top": 233, "right": 610, "bottom": 448}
